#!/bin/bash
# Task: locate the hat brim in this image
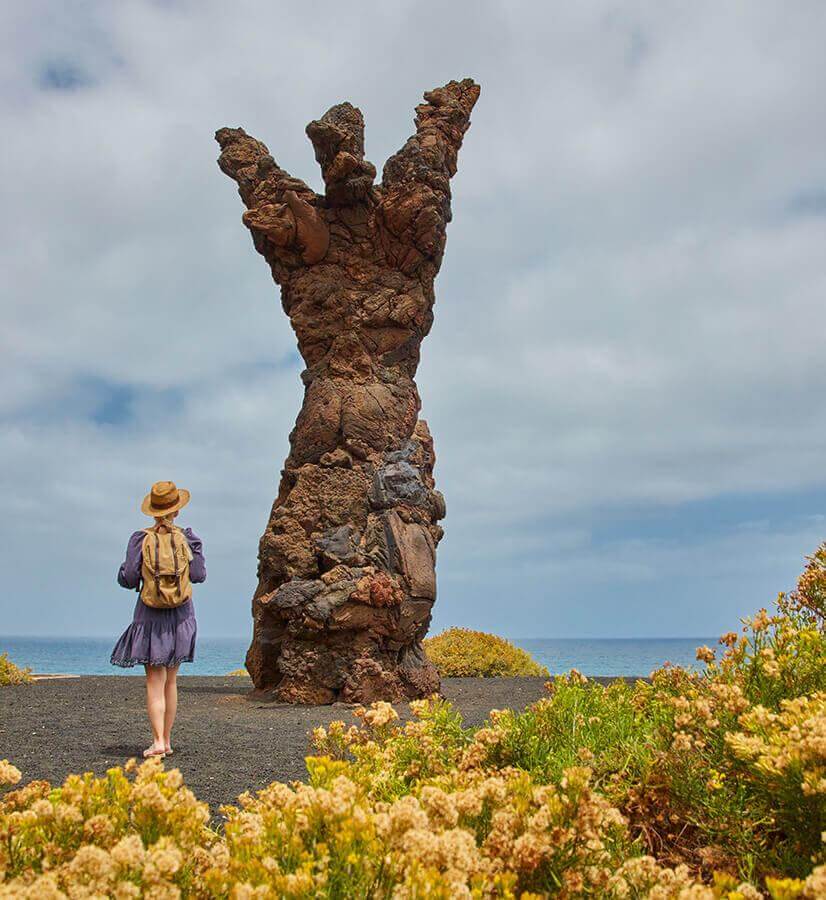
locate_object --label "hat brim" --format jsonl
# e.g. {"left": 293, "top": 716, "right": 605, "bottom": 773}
{"left": 141, "top": 488, "right": 191, "bottom": 517}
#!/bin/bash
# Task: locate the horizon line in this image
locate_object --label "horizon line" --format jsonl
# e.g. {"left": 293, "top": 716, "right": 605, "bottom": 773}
{"left": 3, "top": 633, "right": 722, "bottom": 642}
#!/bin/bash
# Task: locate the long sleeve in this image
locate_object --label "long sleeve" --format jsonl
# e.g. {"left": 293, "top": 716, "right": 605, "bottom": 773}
{"left": 183, "top": 527, "right": 207, "bottom": 584}
{"left": 117, "top": 531, "right": 146, "bottom": 590}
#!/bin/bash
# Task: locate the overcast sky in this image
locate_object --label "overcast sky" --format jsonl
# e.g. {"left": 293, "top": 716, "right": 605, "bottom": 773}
{"left": 2, "top": 1, "right": 826, "bottom": 641}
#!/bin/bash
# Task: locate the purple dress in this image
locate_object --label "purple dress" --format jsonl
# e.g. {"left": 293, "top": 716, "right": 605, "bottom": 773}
{"left": 110, "top": 528, "right": 206, "bottom": 668}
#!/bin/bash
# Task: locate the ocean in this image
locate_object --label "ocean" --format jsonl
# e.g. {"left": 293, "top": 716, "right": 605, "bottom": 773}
{"left": 2, "top": 635, "right": 713, "bottom": 678}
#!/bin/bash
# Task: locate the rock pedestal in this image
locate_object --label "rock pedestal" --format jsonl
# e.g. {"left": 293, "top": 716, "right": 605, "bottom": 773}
{"left": 216, "top": 79, "right": 479, "bottom": 703}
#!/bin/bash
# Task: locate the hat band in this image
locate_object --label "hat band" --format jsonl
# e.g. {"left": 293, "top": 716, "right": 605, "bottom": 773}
{"left": 152, "top": 493, "right": 180, "bottom": 510}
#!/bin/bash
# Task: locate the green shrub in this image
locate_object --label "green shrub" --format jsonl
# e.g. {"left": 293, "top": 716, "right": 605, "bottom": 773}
{"left": 423, "top": 627, "right": 550, "bottom": 677}
{"left": 0, "top": 652, "right": 32, "bottom": 686}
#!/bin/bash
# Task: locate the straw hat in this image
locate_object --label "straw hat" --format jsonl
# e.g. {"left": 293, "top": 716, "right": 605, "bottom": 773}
{"left": 141, "top": 481, "right": 191, "bottom": 517}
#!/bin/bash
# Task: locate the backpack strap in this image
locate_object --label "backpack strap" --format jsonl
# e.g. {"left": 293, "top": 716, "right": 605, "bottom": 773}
{"left": 139, "top": 529, "right": 152, "bottom": 595}
{"left": 153, "top": 531, "right": 161, "bottom": 596}
{"left": 170, "top": 528, "right": 182, "bottom": 598}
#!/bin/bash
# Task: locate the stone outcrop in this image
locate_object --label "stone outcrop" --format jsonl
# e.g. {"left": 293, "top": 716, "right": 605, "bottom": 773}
{"left": 216, "top": 79, "right": 480, "bottom": 703}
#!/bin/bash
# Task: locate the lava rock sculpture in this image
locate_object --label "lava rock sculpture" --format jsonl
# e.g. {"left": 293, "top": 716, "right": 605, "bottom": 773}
{"left": 216, "top": 79, "right": 480, "bottom": 703}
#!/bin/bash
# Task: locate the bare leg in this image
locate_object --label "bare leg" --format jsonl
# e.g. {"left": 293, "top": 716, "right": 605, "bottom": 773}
{"left": 144, "top": 664, "right": 167, "bottom": 754}
{"left": 163, "top": 664, "right": 180, "bottom": 752}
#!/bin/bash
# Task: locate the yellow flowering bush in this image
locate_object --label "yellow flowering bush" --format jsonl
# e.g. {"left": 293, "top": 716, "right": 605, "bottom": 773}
{"left": 216, "top": 762, "right": 639, "bottom": 897}
{"left": 0, "top": 756, "right": 214, "bottom": 895}
{"left": 313, "top": 698, "right": 474, "bottom": 801}
{"left": 0, "top": 652, "right": 32, "bottom": 685}
{"left": 726, "top": 693, "right": 826, "bottom": 863}
{"left": 619, "top": 548, "right": 826, "bottom": 879}
{"left": 424, "top": 628, "right": 550, "bottom": 677}
{"left": 2, "top": 754, "right": 715, "bottom": 898}
{"left": 2, "top": 541, "right": 826, "bottom": 896}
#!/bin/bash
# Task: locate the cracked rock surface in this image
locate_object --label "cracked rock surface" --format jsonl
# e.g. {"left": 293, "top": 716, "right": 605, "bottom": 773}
{"left": 216, "top": 79, "right": 480, "bottom": 703}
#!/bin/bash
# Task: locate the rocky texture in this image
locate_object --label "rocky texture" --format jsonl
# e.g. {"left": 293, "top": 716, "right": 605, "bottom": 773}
{"left": 216, "top": 79, "right": 480, "bottom": 703}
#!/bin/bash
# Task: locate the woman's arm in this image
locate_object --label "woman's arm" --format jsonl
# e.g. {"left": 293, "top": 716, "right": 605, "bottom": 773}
{"left": 117, "top": 531, "right": 145, "bottom": 590}
{"left": 183, "top": 528, "right": 207, "bottom": 583}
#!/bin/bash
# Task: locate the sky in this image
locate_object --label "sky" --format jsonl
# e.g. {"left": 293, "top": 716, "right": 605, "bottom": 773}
{"left": 2, "top": 1, "right": 826, "bottom": 641}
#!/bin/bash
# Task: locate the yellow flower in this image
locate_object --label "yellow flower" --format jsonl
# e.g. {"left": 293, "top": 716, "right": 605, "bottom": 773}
{"left": 65, "top": 844, "right": 116, "bottom": 892}
{"left": 803, "top": 865, "right": 826, "bottom": 897}
{"left": 0, "top": 759, "right": 21, "bottom": 786}
{"left": 765, "top": 875, "right": 805, "bottom": 899}
{"left": 110, "top": 834, "right": 146, "bottom": 871}
{"left": 362, "top": 701, "right": 400, "bottom": 728}
{"left": 695, "top": 645, "right": 715, "bottom": 664}
{"left": 671, "top": 731, "right": 693, "bottom": 752}
{"left": 752, "top": 608, "right": 771, "bottom": 631}
{"left": 706, "top": 769, "right": 726, "bottom": 791}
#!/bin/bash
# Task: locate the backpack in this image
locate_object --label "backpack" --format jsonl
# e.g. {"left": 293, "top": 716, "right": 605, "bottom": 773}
{"left": 139, "top": 526, "right": 193, "bottom": 608}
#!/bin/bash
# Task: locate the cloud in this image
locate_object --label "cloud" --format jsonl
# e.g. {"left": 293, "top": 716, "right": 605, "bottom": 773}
{"left": 1, "top": 1, "right": 825, "bottom": 640}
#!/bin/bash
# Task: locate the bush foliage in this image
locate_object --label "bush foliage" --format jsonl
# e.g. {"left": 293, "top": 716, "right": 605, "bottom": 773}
{"left": 424, "top": 627, "right": 550, "bottom": 677}
{"left": 0, "top": 653, "right": 32, "bottom": 686}
{"left": 2, "top": 545, "right": 826, "bottom": 896}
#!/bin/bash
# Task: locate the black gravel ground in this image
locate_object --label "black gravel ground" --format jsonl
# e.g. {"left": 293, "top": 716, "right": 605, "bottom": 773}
{"left": 0, "top": 675, "right": 634, "bottom": 814}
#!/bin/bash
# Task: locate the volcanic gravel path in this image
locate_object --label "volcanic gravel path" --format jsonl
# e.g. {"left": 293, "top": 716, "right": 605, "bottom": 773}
{"left": 1, "top": 675, "right": 633, "bottom": 815}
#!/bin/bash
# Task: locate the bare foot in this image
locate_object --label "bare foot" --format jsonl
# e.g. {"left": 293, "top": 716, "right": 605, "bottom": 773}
{"left": 143, "top": 743, "right": 166, "bottom": 758}
{"left": 164, "top": 743, "right": 173, "bottom": 755}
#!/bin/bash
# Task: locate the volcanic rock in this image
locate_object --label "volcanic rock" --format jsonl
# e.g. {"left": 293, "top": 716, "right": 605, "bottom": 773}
{"left": 216, "top": 79, "right": 479, "bottom": 703}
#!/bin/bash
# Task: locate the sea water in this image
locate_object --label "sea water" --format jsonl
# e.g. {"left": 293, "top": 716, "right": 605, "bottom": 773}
{"left": 2, "top": 635, "right": 713, "bottom": 677}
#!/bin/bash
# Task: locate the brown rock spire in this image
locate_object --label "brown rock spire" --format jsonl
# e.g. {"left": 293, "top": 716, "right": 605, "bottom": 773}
{"left": 216, "top": 79, "right": 480, "bottom": 703}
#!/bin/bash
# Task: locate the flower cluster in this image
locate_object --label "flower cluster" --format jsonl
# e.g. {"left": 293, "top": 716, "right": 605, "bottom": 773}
{"left": 724, "top": 692, "right": 826, "bottom": 862}
{"left": 0, "top": 757, "right": 213, "bottom": 895}
{"left": 726, "top": 693, "right": 826, "bottom": 794}
{"left": 209, "top": 762, "right": 641, "bottom": 897}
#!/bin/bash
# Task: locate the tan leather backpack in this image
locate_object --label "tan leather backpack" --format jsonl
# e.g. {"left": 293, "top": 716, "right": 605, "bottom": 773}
{"left": 140, "top": 526, "right": 193, "bottom": 608}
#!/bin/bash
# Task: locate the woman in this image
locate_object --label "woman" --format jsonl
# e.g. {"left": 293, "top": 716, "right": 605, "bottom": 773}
{"left": 111, "top": 481, "right": 206, "bottom": 758}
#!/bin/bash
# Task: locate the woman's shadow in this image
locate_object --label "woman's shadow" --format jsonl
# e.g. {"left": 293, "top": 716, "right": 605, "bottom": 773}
{"left": 98, "top": 744, "right": 164, "bottom": 757}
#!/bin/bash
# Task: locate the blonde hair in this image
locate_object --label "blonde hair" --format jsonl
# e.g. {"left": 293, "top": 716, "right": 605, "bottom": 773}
{"left": 154, "top": 512, "right": 178, "bottom": 531}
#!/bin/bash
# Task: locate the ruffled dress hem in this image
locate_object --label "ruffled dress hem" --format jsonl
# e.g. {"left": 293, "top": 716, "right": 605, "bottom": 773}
{"left": 110, "top": 597, "right": 197, "bottom": 669}
{"left": 110, "top": 653, "right": 195, "bottom": 669}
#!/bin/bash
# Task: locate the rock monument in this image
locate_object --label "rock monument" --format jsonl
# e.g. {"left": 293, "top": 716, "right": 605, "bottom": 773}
{"left": 216, "top": 78, "right": 480, "bottom": 703}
